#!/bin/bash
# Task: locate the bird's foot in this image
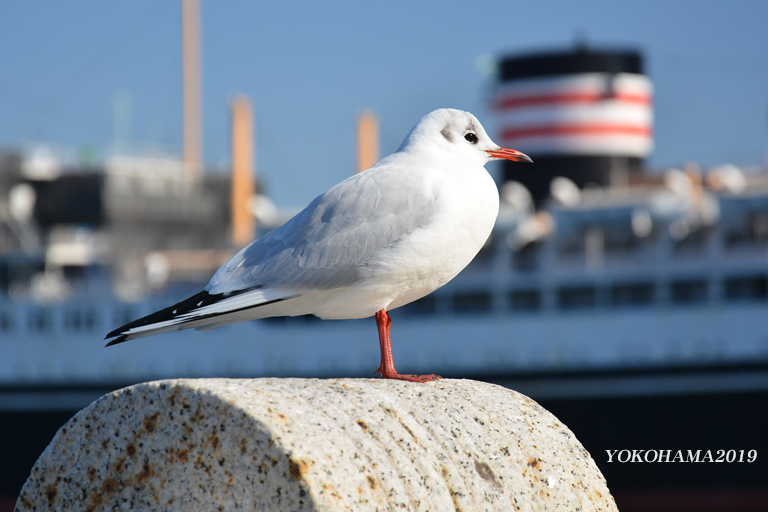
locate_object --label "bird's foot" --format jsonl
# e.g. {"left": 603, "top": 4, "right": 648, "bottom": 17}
{"left": 375, "top": 368, "right": 441, "bottom": 383}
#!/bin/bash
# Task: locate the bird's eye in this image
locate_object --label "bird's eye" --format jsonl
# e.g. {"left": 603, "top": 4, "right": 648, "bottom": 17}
{"left": 464, "top": 132, "right": 478, "bottom": 144}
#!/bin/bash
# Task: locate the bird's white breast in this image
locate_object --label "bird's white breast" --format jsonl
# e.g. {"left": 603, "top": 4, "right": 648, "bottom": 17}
{"left": 313, "top": 157, "right": 500, "bottom": 319}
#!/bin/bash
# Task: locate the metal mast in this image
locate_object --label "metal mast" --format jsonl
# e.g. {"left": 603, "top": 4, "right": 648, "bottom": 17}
{"left": 356, "top": 110, "right": 379, "bottom": 173}
{"left": 182, "top": 0, "right": 203, "bottom": 180}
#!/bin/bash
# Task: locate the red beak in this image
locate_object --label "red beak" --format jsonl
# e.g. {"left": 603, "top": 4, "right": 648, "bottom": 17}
{"left": 486, "top": 147, "right": 533, "bottom": 163}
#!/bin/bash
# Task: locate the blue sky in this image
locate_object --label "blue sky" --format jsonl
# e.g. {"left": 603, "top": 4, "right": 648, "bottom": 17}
{"left": 1, "top": 0, "right": 767, "bottom": 207}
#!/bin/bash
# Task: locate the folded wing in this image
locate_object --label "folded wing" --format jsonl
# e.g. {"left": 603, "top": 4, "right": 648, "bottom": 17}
{"left": 105, "top": 162, "right": 438, "bottom": 345}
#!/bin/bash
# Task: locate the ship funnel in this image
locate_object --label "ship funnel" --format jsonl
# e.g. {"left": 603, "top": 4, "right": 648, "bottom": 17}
{"left": 491, "top": 46, "right": 653, "bottom": 205}
{"left": 356, "top": 109, "right": 379, "bottom": 174}
{"left": 182, "top": 0, "right": 203, "bottom": 180}
{"left": 230, "top": 95, "right": 256, "bottom": 247}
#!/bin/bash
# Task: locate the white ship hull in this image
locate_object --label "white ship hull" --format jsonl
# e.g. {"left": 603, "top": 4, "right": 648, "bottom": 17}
{"left": 3, "top": 296, "right": 766, "bottom": 389}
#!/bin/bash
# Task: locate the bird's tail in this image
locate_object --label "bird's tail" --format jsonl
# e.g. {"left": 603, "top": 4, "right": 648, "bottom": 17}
{"left": 104, "top": 286, "right": 294, "bottom": 346}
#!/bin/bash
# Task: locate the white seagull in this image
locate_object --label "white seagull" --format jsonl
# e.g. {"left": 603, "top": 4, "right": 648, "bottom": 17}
{"left": 106, "top": 108, "right": 532, "bottom": 382}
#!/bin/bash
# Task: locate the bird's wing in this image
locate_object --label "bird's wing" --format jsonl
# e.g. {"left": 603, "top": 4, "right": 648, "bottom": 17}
{"left": 104, "top": 161, "right": 439, "bottom": 345}
{"left": 206, "top": 161, "right": 438, "bottom": 297}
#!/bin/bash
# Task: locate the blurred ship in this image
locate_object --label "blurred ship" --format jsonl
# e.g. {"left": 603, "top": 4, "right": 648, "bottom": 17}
{"left": 2, "top": 47, "right": 767, "bottom": 510}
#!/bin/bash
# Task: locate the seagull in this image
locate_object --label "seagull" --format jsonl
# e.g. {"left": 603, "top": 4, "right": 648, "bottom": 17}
{"left": 105, "top": 108, "right": 532, "bottom": 382}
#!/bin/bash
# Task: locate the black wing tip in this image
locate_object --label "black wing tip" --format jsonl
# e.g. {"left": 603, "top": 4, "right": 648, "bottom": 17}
{"left": 105, "top": 335, "right": 128, "bottom": 347}
{"left": 105, "top": 324, "right": 127, "bottom": 340}
{"left": 102, "top": 286, "right": 270, "bottom": 346}
{"left": 102, "top": 290, "right": 213, "bottom": 347}
{"left": 102, "top": 288, "right": 245, "bottom": 345}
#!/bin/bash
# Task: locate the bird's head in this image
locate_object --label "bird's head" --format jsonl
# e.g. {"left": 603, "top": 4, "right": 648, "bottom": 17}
{"left": 398, "top": 108, "right": 532, "bottom": 166}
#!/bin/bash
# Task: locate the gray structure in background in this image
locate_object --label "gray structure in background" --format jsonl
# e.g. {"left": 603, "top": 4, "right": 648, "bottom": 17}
{"left": 0, "top": 147, "right": 235, "bottom": 299}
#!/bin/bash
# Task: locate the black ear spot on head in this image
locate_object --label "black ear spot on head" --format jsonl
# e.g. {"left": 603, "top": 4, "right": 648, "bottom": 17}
{"left": 441, "top": 126, "right": 454, "bottom": 142}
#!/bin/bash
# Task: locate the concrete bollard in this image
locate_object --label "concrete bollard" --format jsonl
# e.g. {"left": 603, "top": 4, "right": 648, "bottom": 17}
{"left": 16, "top": 379, "right": 617, "bottom": 511}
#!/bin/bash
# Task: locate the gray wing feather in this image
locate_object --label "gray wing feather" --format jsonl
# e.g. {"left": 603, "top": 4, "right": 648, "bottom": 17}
{"left": 205, "top": 164, "right": 436, "bottom": 295}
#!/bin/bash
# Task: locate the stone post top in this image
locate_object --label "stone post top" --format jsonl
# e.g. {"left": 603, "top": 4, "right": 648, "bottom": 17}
{"left": 17, "top": 378, "right": 617, "bottom": 511}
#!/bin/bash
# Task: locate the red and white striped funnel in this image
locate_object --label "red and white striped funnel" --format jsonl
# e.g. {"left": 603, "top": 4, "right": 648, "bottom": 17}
{"left": 491, "top": 48, "right": 653, "bottom": 204}
{"left": 494, "top": 72, "right": 653, "bottom": 157}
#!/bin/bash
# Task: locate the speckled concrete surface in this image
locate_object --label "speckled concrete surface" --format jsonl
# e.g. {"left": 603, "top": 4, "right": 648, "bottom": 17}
{"left": 16, "top": 379, "right": 617, "bottom": 511}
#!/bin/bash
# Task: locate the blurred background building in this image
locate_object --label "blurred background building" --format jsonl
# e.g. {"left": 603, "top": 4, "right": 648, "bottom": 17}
{"left": 1, "top": 2, "right": 767, "bottom": 511}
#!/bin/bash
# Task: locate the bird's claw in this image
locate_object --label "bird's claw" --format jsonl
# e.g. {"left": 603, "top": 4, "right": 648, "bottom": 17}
{"left": 379, "top": 372, "right": 441, "bottom": 383}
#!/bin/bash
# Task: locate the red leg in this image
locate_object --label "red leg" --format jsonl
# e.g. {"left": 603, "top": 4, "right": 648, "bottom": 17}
{"left": 374, "top": 309, "right": 440, "bottom": 383}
